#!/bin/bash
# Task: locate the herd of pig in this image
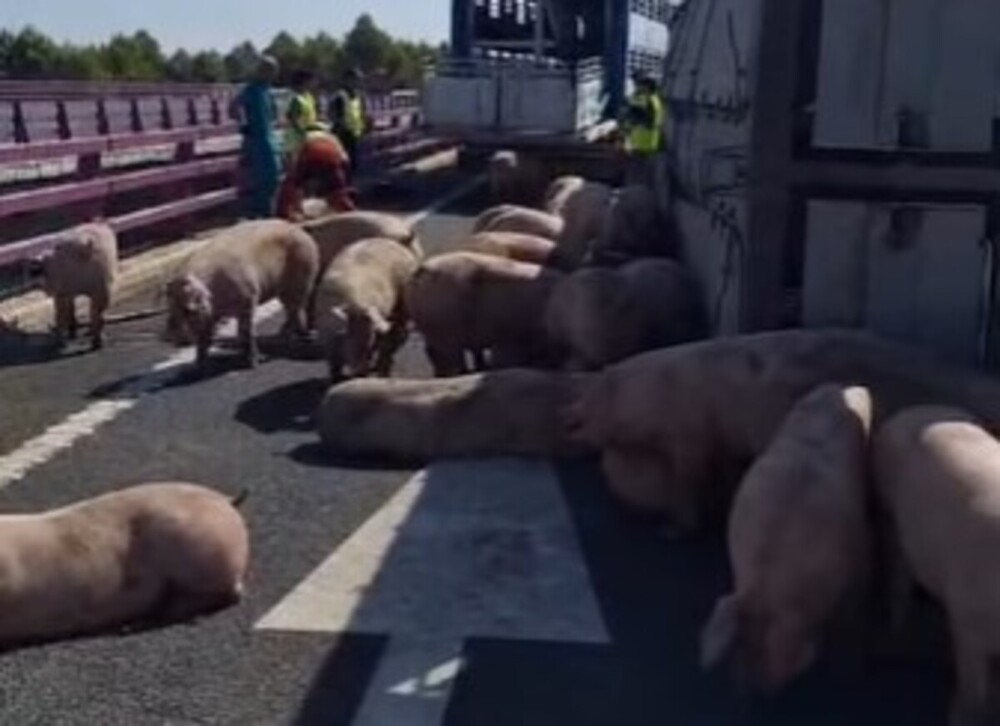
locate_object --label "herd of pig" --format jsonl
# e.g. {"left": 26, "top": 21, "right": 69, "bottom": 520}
{"left": 13, "top": 163, "right": 1000, "bottom": 724}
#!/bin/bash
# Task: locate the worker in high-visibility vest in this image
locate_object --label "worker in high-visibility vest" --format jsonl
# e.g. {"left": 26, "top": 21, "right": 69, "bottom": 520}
{"left": 275, "top": 129, "right": 357, "bottom": 221}
{"left": 329, "top": 68, "right": 368, "bottom": 177}
{"left": 621, "top": 71, "right": 666, "bottom": 190}
{"left": 284, "top": 69, "right": 321, "bottom": 164}
{"left": 232, "top": 55, "right": 281, "bottom": 218}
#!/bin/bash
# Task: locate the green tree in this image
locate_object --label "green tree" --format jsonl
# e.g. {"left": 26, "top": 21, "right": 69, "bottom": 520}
{"left": 166, "top": 49, "right": 194, "bottom": 82}
{"left": 301, "top": 32, "right": 343, "bottom": 86}
{"left": 102, "top": 31, "right": 164, "bottom": 80}
{"left": 224, "top": 41, "right": 258, "bottom": 82}
{"left": 52, "top": 44, "right": 107, "bottom": 80}
{"left": 190, "top": 50, "right": 227, "bottom": 82}
{"left": 0, "top": 20, "right": 441, "bottom": 86}
{"left": 342, "top": 14, "right": 394, "bottom": 75}
{"left": 265, "top": 31, "right": 302, "bottom": 85}
{"left": 5, "top": 26, "right": 60, "bottom": 78}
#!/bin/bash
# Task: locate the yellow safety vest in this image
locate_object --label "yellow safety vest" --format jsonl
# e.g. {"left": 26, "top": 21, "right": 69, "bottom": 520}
{"left": 345, "top": 95, "right": 365, "bottom": 138}
{"left": 284, "top": 92, "right": 319, "bottom": 159}
{"left": 626, "top": 92, "right": 664, "bottom": 155}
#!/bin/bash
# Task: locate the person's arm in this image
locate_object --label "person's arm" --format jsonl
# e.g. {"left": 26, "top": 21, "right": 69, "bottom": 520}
{"left": 628, "top": 98, "right": 655, "bottom": 127}
{"left": 230, "top": 88, "right": 247, "bottom": 132}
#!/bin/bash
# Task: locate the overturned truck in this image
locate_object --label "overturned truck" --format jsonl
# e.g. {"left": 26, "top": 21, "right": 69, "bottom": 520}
{"left": 667, "top": 0, "right": 1000, "bottom": 369}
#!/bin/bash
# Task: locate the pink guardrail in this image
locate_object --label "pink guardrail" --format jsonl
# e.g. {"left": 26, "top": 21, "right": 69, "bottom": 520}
{"left": 0, "top": 81, "right": 436, "bottom": 275}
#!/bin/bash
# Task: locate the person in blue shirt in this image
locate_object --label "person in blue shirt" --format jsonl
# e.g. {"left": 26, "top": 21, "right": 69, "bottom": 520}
{"left": 232, "top": 56, "right": 281, "bottom": 218}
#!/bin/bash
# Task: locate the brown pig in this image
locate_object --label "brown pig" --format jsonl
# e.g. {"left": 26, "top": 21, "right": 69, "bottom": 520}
{"left": 302, "top": 211, "right": 418, "bottom": 274}
{"left": 554, "top": 180, "right": 613, "bottom": 268}
{"left": 463, "top": 231, "right": 563, "bottom": 269}
{"left": 317, "top": 369, "right": 587, "bottom": 461}
{"left": 165, "top": 219, "right": 318, "bottom": 369}
{"left": 0, "top": 482, "right": 249, "bottom": 649}
{"left": 314, "top": 237, "right": 420, "bottom": 380}
{"left": 37, "top": 222, "right": 119, "bottom": 350}
{"left": 472, "top": 205, "right": 564, "bottom": 241}
{"left": 488, "top": 151, "right": 547, "bottom": 205}
{"left": 594, "top": 185, "right": 675, "bottom": 262}
{"left": 544, "top": 258, "right": 707, "bottom": 370}
{"left": 405, "top": 251, "right": 564, "bottom": 376}
{"left": 874, "top": 406, "right": 1000, "bottom": 726}
{"left": 566, "top": 329, "right": 1000, "bottom": 533}
{"left": 701, "top": 385, "right": 873, "bottom": 693}
{"left": 543, "top": 175, "right": 586, "bottom": 216}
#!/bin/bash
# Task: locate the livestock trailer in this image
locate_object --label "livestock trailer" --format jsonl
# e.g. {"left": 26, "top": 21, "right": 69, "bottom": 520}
{"left": 425, "top": 0, "right": 674, "bottom": 143}
{"left": 665, "top": 0, "right": 1000, "bottom": 368}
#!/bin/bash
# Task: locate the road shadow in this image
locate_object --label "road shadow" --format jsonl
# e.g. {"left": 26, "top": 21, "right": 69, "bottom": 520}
{"left": 236, "top": 377, "right": 328, "bottom": 435}
{"left": 0, "top": 329, "right": 95, "bottom": 370}
{"left": 287, "top": 441, "right": 421, "bottom": 472}
{"left": 534, "top": 459, "right": 952, "bottom": 726}
{"left": 291, "top": 634, "right": 388, "bottom": 726}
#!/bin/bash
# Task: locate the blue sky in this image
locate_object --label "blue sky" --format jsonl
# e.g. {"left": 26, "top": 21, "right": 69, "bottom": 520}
{"left": 1, "top": 0, "right": 449, "bottom": 51}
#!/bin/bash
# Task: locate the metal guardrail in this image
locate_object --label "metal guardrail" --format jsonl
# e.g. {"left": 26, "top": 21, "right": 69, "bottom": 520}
{"left": 0, "top": 82, "right": 435, "bottom": 279}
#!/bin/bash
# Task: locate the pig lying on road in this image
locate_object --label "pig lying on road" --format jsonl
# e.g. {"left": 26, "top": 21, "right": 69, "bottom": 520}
{"left": 0, "top": 482, "right": 248, "bottom": 649}
{"left": 317, "top": 370, "right": 586, "bottom": 461}
{"left": 36, "top": 222, "right": 119, "bottom": 350}
{"left": 463, "top": 231, "right": 563, "bottom": 269}
{"left": 166, "top": 219, "right": 318, "bottom": 369}
{"left": 544, "top": 258, "right": 707, "bottom": 370}
{"left": 406, "top": 251, "right": 564, "bottom": 376}
{"left": 701, "top": 385, "right": 873, "bottom": 693}
{"left": 472, "top": 205, "right": 564, "bottom": 241}
{"left": 875, "top": 406, "right": 1000, "bottom": 726}
{"left": 314, "top": 237, "right": 419, "bottom": 380}
{"left": 567, "top": 329, "right": 1000, "bottom": 533}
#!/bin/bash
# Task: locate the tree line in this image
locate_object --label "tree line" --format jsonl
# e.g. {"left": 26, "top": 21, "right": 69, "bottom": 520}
{"left": 0, "top": 14, "right": 441, "bottom": 88}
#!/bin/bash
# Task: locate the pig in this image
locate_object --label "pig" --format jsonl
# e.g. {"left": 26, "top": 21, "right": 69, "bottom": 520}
{"left": 488, "top": 151, "right": 547, "bottom": 205}
{"left": 874, "top": 406, "right": 1000, "bottom": 726}
{"left": 165, "top": 219, "right": 319, "bottom": 370}
{"left": 594, "top": 185, "right": 675, "bottom": 262}
{"left": 566, "top": 329, "right": 1000, "bottom": 534}
{"left": 544, "top": 258, "right": 707, "bottom": 370}
{"left": 302, "top": 211, "right": 418, "bottom": 274}
{"left": 314, "top": 237, "right": 420, "bottom": 380}
{"left": 700, "top": 385, "right": 873, "bottom": 693}
{"left": 405, "top": 251, "right": 564, "bottom": 376}
{"left": 463, "top": 231, "right": 563, "bottom": 269}
{"left": 554, "top": 180, "right": 614, "bottom": 268}
{"left": 543, "top": 175, "right": 586, "bottom": 216}
{"left": 36, "top": 222, "right": 119, "bottom": 350}
{"left": 317, "top": 369, "right": 587, "bottom": 461}
{"left": 0, "top": 482, "right": 248, "bottom": 649}
{"left": 472, "top": 205, "right": 564, "bottom": 241}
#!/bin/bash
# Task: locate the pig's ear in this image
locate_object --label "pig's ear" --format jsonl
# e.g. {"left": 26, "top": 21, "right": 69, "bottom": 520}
{"left": 700, "top": 595, "right": 740, "bottom": 671}
{"left": 368, "top": 308, "right": 391, "bottom": 334}
{"left": 329, "top": 306, "right": 349, "bottom": 334}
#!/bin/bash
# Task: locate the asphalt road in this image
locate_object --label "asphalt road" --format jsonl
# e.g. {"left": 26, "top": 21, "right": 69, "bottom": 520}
{"left": 0, "top": 168, "right": 955, "bottom": 726}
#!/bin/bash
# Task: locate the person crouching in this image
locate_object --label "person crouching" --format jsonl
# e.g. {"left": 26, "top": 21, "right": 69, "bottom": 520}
{"left": 276, "top": 129, "right": 358, "bottom": 221}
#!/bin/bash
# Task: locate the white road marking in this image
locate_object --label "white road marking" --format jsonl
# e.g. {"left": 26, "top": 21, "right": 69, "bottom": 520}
{"left": 0, "top": 179, "right": 482, "bottom": 492}
{"left": 257, "top": 459, "right": 609, "bottom": 726}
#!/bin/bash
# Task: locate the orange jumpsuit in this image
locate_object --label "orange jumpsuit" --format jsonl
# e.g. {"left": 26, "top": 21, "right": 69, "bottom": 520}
{"left": 276, "top": 131, "right": 356, "bottom": 220}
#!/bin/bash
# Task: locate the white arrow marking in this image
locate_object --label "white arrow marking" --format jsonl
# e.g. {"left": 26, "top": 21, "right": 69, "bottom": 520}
{"left": 256, "top": 458, "right": 610, "bottom": 726}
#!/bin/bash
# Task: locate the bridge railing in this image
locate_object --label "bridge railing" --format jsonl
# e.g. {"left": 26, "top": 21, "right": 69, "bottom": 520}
{"left": 0, "top": 81, "right": 437, "bottom": 286}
